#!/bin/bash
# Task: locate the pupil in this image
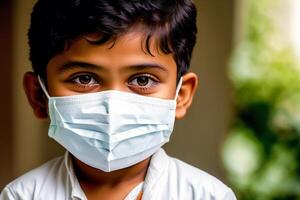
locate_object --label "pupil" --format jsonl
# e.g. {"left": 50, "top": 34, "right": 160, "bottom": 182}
{"left": 137, "top": 77, "right": 149, "bottom": 86}
{"left": 79, "top": 75, "right": 91, "bottom": 84}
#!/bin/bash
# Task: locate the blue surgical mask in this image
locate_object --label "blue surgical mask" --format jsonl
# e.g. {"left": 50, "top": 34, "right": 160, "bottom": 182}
{"left": 38, "top": 77, "right": 182, "bottom": 172}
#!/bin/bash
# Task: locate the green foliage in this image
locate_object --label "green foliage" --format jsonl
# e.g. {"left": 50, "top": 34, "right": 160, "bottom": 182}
{"left": 222, "top": 0, "right": 300, "bottom": 199}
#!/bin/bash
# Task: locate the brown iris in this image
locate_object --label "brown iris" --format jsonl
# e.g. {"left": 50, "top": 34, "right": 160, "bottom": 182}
{"left": 78, "top": 75, "right": 93, "bottom": 85}
{"left": 136, "top": 76, "right": 149, "bottom": 86}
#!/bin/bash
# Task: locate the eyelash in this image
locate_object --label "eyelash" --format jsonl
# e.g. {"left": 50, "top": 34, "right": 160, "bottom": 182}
{"left": 69, "top": 73, "right": 99, "bottom": 88}
{"left": 68, "top": 73, "right": 160, "bottom": 93}
{"left": 128, "top": 74, "right": 159, "bottom": 92}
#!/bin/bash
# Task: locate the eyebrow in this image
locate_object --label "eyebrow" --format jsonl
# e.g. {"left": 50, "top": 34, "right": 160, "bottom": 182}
{"left": 57, "top": 61, "right": 168, "bottom": 73}
{"left": 122, "top": 63, "right": 168, "bottom": 73}
{"left": 57, "top": 61, "right": 101, "bottom": 72}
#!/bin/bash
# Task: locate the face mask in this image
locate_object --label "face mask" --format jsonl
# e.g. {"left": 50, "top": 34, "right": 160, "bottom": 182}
{"left": 38, "top": 77, "right": 182, "bottom": 172}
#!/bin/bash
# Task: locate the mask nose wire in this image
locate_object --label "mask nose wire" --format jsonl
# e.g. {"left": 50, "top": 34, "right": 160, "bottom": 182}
{"left": 175, "top": 77, "right": 183, "bottom": 100}
{"left": 38, "top": 76, "right": 51, "bottom": 99}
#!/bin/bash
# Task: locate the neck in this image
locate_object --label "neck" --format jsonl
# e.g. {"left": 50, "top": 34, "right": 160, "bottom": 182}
{"left": 72, "top": 156, "right": 150, "bottom": 187}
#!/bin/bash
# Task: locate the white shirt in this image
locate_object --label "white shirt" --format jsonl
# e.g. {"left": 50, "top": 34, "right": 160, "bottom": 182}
{"left": 0, "top": 149, "right": 236, "bottom": 200}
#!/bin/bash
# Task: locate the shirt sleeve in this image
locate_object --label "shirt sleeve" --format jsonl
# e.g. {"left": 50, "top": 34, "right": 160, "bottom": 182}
{"left": 222, "top": 188, "right": 237, "bottom": 200}
{"left": 0, "top": 187, "right": 19, "bottom": 200}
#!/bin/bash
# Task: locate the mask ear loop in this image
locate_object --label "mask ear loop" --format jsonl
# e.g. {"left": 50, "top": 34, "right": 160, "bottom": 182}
{"left": 38, "top": 76, "right": 51, "bottom": 99}
{"left": 175, "top": 77, "right": 183, "bottom": 100}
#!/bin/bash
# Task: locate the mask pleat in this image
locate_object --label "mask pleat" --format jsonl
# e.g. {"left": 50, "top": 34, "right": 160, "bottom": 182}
{"left": 43, "top": 83, "right": 180, "bottom": 172}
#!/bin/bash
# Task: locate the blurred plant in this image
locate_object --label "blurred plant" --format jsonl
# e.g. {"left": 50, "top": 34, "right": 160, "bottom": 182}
{"left": 222, "top": 0, "right": 300, "bottom": 199}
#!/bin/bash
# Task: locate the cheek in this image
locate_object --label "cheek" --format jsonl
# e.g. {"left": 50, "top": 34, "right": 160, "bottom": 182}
{"left": 47, "top": 81, "right": 64, "bottom": 97}
{"left": 46, "top": 75, "right": 70, "bottom": 97}
{"left": 154, "top": 69, "right": 178, "bottom": 100}
{"left": 46, "top": 64, "right": 76, "bottom": 97}
{"left": 155, "top": 81, "right": 177, "bottom": 100}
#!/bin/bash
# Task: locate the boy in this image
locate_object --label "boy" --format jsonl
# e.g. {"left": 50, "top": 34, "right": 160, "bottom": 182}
{"left": 1, "top": 0, "right": 236, "bottom": 199}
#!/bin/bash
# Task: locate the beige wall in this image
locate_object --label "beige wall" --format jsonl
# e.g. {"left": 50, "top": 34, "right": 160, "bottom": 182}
{"left": 0, "top": 0, "right": 234, "bottom": 189}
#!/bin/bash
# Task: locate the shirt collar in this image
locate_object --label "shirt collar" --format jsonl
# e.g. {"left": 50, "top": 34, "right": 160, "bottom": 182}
{"left": 63, "top": 149, "right": 169, "bottom": 199}
{"left": 143, "top": 148, "right": 169, "bottom": 194}
{"left": 64, "top": 152, "right": 87, "bottom": 200}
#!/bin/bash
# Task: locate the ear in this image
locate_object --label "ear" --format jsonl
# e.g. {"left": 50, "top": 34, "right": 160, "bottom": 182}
{"left": 175, "top": 72, "right": 198, "bottom": 119}
{"left": 23, "top": 72, "right": 48, "bottom": 119}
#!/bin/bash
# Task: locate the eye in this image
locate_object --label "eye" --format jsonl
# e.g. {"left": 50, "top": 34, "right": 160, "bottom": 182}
{"left": 128, "top": 74, "right": 159, "bottom": 94}
{"left": 72, "top": 74, "right": 98, "bottom": 86}
{"left": 134, "top": 76, "right": 150, "bottom": 86}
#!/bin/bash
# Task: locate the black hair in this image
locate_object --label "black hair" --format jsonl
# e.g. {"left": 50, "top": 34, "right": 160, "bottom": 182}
{"left": 28, "top": 0, "right": 197, "bottom": 80}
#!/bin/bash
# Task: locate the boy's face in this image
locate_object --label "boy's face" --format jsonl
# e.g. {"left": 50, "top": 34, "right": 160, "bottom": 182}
{"left": 46, "top": 31, "right": 177, "bottom": 100}
{"left": 24, "top": 31, "right": 198, "bottom": 119}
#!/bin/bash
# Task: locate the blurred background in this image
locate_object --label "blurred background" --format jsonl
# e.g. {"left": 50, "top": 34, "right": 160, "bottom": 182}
{"left": 0, "top": 0, "right": 299, "bottom": 199}
{"left": 222, "top": 0, "right": 300, "bottom": 199}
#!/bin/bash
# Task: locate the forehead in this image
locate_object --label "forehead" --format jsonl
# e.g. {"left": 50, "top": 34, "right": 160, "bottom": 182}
{"left": 47, "top": 31, "right": 176, "bottom": 70}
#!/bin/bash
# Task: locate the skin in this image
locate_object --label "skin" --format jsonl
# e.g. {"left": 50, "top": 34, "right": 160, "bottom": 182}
{"left": 23, "top": 30, "right": 198, "bottom": 200}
